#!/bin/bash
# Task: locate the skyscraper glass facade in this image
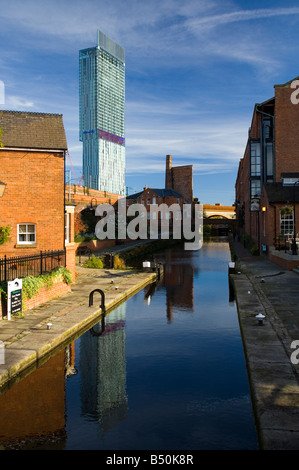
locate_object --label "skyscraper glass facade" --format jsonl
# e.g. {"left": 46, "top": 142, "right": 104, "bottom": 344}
{"left": 79, "top": 31, "right": 125, "bottom": 195}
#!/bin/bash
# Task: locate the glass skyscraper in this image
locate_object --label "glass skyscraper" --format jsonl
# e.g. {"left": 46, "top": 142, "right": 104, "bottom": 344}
{"left": 79, "top": 31, "right": 125, "bottom": 195}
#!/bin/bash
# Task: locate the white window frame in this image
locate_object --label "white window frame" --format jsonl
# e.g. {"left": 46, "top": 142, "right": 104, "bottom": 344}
{"left": 65, "top": 212, "right": 70, "bottom": 244}
{"left": 17, "top": 223, "right": 36, "bottom": 245}
{"left": 280, "top": 209, "right": 294, "bottom": 237}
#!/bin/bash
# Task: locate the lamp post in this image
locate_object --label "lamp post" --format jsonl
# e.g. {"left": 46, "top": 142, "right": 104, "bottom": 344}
{"left": 262, "top": 206, "right": 266, "bottom": 239}
{"left": 292, "top": 180, "right": 299, "bottom": 255}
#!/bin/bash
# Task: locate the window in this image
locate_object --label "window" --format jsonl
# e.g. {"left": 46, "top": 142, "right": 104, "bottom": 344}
{"left": 18, "top": 224, "right": 36, "bottom": 244}
{"left": 250, "top": 142, "right": 261, "bottom": 177}
{"left": 250, "top": 180, "right": 261, "bottom": 198}
{"left": 280, "top": 208, "right": 294, "bottom": 237}
{"left": 266, "top": 143, "right": 274, "bottom": 178}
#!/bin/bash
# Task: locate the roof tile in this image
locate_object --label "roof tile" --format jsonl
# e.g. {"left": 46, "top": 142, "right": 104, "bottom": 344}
{"left": 0, "top": 110, "right": 67, "bottom": 150}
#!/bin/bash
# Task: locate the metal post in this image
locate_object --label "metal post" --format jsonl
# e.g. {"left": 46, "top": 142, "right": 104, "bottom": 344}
{"left": 40, "top": 251, "right": 43, "bottom": 275}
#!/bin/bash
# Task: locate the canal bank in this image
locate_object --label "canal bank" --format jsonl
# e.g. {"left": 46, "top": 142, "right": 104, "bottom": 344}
{"left": 0, "top": 266, "right": 159, "bottom": 390}
{"left": 230, "top": 239, "right": 299, "bottom": 450}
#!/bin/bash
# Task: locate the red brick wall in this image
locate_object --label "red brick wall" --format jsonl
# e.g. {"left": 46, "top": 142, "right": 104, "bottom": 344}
{"left": 65, "top": 243, "right": 76, "bottom": 281}
{"left": 127, "top": 187, "right": 184, "bottom": 211}
{"left": 65, "top": 184, "right": 120, "bottom": 210}
{"left": 75, "top": 239, "right": 116, "bottom": 253}
{"left": 0, "top": 280, "right": 71, "bottom": 318}
{"left": 171, "top": 165, "right": 193, "bottom": 203}
{"left": 235, "top": 142, "right": 251, "bottom": 237}
{"left": 235, "top": 78, "right": 299, "bottom": 261}
{"left": 164, "top": 155, "right": 193, "bottom": 203}
{"left": 0, "top": 149, "right": 65, "bottom": 257}
{"left": 23, "top": 280, "right": 71, "bottom": 311}
{"left": 165, "top": 154, "right": 173, "bottom": 189}
{"left": 274, "top": 82, "right": 299, "bottom": 180}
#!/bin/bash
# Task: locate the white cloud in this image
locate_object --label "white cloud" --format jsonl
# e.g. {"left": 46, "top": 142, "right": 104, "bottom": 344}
{"left": 4, "top": 96, "right": 35, "bottom": 109}
{"left": 185, "top": 6, "right": 299, "bottom": 32}
{"left": 125, "top": 114, "right": 248, "bottom": 176}
{"left": 1, "top": 0, "right": 299, "bottom": 203}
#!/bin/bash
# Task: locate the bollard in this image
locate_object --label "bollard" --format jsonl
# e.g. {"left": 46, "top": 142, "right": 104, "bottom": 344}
{"left": 256, "top": 313, "right": 265, "bottom": 326}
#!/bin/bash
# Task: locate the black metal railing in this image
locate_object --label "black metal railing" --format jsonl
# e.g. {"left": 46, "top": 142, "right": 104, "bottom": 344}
{"left": 0, "top": 249, "right": 66, "bottom": 282}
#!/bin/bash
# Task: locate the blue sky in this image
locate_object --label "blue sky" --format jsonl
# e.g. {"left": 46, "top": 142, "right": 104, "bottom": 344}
{"left": 1, "top": 0, "right": 299, "bottom": 205}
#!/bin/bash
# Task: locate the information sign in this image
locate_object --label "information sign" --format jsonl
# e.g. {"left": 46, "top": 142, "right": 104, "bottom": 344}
{"left": 7, "top": 278, "right": 22, "bottom": 320}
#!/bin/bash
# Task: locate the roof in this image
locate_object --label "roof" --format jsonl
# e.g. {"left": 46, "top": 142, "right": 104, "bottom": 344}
{"left": 0, "top": 110, "right": 68, "bottom": 150}
{"left": 264, "top": 182, "right": 299, "bottom": 203}
{"left": 281, "top": 172, "right": 299, "bottom": 178}
{"left": 127, "top": 188, "right": 183, "bottom": 200}
{"left": 274, "top": 75, "right": 299, "bottom": 88}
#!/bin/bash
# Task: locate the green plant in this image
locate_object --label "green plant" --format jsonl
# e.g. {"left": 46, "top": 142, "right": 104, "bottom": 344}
{"left": 281, "top": 206, "right": 293, "bottom": 216}
{"left": 75, "top": 234, "right": 96, "bottom": 242}
{"left": 0, "top": 281, "right": 7, "bottom": 300}
{"left": 58, "top": 266, "right": 73, "bottom": 285}
{"left": 113, "top": 254, "right": 127, "bottom": 269}
{"left": 83, "top": 255, "right": 104, "bottom": 269}
{"left": 22, "top": 275, "right": 44, "bottom": 300}
{"left": 22, "top": 266, "right": 72, "bottom": 301}
{"left": 0, "top": 226, "right": 12, "bottom": 245}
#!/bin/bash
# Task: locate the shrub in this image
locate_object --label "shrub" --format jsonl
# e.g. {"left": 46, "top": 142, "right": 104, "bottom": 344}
{"left": 113, "top": 254, "right": 127, "bottom": 269}
{"left": 83, "top": 255, "right": 104, "bottom": 269}
{"left": 0, "top": 226, "right": 12, "bottom": 245}
{"left": 22, "top": 266, "right": 73, "bottom": 300}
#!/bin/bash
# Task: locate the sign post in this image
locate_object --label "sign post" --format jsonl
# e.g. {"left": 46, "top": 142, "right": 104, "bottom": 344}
{"left": 7, "top": 278, "right": 23, "bottom": 321}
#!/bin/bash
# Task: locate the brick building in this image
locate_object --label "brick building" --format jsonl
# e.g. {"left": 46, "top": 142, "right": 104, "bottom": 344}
{"left": 126, "top": 186, "right": 184, "bottom": 237}
{"left": 0, "top": 110, "right": 76, "bottom": 279}
{"left": 124, "top": 155, "right": 194, "bottom": 238}
{"left": 165, "top": 155, "right": 193, "bottom": 203}
{"left": 235, "top": 77, "right": 299, "bottom": 269}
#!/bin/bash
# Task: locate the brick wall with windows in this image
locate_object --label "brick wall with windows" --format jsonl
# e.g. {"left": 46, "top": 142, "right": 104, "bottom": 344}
{"left": 0, "top": 149, "right": 65, "bottom": 257}
{"left": 0, "top": 111, "right": 76, "bottom": 282}
{"left": 235, "top": 77, "right": 299, "bottom": 265}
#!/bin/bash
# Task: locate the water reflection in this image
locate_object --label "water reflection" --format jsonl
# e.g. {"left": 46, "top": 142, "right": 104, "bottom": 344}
{"left": 79, "top": 304, "right": 127, "bottom": 433}
{"left": 0, "top": 348, "right": 70, "bottom": 449}
{"left": 0, "top": 241, "right": 258, "bottom": 450}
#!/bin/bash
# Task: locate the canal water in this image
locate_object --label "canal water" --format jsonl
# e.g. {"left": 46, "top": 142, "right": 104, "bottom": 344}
{"left": 0, "top": 241, "right": 258, "bottom": 450}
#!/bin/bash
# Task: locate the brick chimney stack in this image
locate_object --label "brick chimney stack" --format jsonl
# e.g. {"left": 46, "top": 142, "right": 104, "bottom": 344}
{"left": 165, "top": 154, "right": 173, "bottom": 189}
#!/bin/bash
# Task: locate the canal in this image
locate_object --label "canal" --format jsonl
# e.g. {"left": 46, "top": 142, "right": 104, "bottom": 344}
{"left": 0, "top": 240, "right": 258, "bottom": 450}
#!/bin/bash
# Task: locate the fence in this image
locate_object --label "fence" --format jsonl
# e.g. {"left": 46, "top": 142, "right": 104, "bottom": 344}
{"left": 0, "top": 250, "right": 66, "bottom": 282}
